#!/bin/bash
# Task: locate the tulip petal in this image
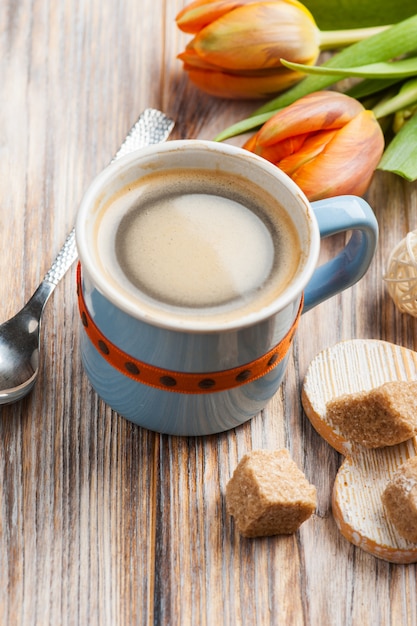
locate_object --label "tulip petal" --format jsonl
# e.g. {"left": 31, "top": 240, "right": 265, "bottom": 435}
{"left": 193, "top": 2, "right": 319, "bottom": 71}
{"left": 257, "top": 91, "right": 364, "bottom": 146}
{"left": 242, "top": 134, "right": 259, "bottom": 151}
{"left": 277, "top": 129, "right": 338, "bottom": 175}
{"left": 176, "top": 0, "right": 248, "bottom": 34}
{"left": 244, "top": 133, "right": 309, "bottom": 163}
{"left": 183, "top": 65, "right": 305, "bottom": 99}
{"left": 179, "top": 42, "right": 307, "bottom": 76}
{"left": 178, "top": 46, "right": 221, "bottom": 71}
{"left": 290, "top": 110, "right": 384, "bottom": 200}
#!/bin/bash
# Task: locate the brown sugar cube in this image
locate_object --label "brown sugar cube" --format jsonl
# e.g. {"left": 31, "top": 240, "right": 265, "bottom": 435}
{"left": 382, "top": 456, "right": 417, "bottom": 543}
{"left": 326, "top": 381, "right": 417, "bottom": 448}
{"left": 225, "top": 449, "right": 317, "bottom": 538}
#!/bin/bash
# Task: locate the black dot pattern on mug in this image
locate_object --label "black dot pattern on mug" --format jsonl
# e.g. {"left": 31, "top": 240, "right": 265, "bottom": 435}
{"left": 160, "top": 376, "right": 177, "bottom": 388}
{"left": 198, "top": 378, "right": 216, "bottom": 389}
{"left": 268, "top": 353, "right": 279, "bottom": 367}
{"left": 98, "top": 340, "right": 110, "bottom": 355}
{"left": 76, "top": 263, "right": 303, "bottom": 394}
{"left": 125, "top": 362, "right": 140, "bottom": 376}
{"left": 236, "top": 369, "right": 252, "bottom": 383}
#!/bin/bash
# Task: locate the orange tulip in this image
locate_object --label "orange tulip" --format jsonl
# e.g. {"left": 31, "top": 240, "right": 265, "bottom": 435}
{"left": 176, "top": 0, "right": 320, "bottom": 99}
{"left": 243, "top": 91, "right": 385, "bottom": 200}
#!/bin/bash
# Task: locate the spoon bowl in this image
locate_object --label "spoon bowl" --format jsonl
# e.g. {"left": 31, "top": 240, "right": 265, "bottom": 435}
{"left": 0, "top": 282, "right": 55, "bottom": 403}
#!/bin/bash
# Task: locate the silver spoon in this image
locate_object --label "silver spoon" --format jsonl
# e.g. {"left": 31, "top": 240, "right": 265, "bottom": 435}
{"left": 0, "top": 109, "right": 175, "bottom": 404}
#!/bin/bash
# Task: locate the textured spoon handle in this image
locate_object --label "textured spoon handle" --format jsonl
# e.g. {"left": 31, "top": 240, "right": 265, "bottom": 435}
{"left": 44, "top": 109, "right": 175, "bottom": 285}
{"left": 44, "top": 229, "right": 78, "bottom": 285}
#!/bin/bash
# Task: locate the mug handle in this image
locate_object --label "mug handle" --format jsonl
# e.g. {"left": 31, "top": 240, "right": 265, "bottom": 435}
{"left": 303, "top": 195, "right": 378, "bottom": 313}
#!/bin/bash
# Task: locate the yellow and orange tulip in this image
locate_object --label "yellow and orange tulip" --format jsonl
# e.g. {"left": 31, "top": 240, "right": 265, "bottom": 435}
{"left": 244, "top": 91, "right": 385, "bottom": 200}
{"left": 176, "top": 0, "right": 320, "bottom": 99}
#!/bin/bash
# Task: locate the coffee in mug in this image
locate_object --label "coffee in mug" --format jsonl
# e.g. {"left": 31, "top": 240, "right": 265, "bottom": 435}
{"left": 95, "top": 167, "right": 301, "bottom": 326}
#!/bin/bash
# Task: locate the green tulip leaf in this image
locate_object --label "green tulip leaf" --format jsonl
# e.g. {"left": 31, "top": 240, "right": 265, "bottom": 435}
{"left": 378, "top": 113, "right": 417, "bottom": 180}
{"left": 346, "top": 77, "right": 404, "bottom": 100}
{"left": 214, "top": 112, "right": 274, "bottom": 142}
{"left": 281, "top": 57, "right": 417, "bottom": 80}
{"left": 303, "top": 0, "right": 416, "bottom": 30}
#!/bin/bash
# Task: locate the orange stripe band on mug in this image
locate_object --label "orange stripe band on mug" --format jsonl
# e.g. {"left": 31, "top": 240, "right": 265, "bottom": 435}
{"left": 77, "top": 263, "right": 303, "bottom": 394}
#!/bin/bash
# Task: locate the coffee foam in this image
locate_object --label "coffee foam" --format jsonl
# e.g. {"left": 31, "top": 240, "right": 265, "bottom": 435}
{"left": 94, "top": 168, "right": 302, "bottom": 324}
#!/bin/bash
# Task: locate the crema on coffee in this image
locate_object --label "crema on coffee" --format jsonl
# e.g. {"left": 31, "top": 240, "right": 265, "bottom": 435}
{"left": 95, "top": 168, "right": 301, "bottom": 322}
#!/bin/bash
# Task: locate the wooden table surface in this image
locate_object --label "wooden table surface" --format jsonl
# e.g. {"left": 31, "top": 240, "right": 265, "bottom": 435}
{"left": 1, "top": 1, "right": 417, "bottom": 624}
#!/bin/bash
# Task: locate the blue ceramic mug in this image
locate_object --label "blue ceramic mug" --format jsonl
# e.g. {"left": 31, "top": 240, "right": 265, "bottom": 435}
{"left": 75, "top": 140, "right": 378, "bottom": 436}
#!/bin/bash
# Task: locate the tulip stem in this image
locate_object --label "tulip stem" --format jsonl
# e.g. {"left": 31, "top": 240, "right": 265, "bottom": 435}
{"left": 372, "top": 79, "right": 417, "bottom": 119}
{"left": 319, "top": 25, "right": 390, "bottom": 50}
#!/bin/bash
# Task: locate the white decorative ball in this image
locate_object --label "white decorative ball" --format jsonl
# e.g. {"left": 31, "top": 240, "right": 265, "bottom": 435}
{"left": 384, "top": 230, "right": 417, "bottom": 317}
